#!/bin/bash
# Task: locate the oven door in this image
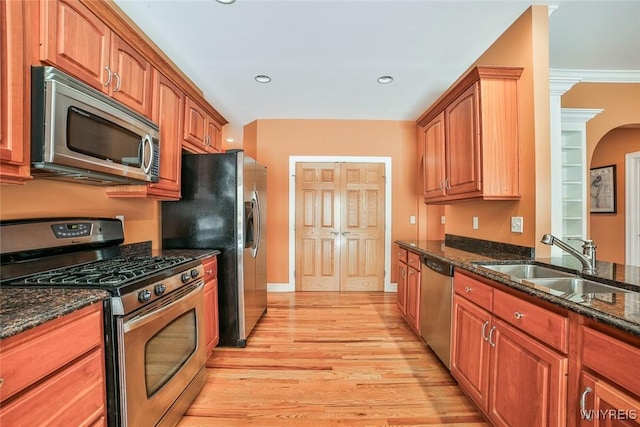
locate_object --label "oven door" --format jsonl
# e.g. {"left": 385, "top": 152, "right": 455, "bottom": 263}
{"left": 118, "top": 280, "right": 206, "bottom": 427}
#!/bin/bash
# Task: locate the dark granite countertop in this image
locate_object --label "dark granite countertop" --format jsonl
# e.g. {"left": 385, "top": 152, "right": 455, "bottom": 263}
{"left": 396, "top": 239, "right": 640, "bottom": 337}
{"left": 159, "top": 248, "right": 220, "bottom": 260}
{"left": 0, "top": 288, "right": 110, "bottom": 340}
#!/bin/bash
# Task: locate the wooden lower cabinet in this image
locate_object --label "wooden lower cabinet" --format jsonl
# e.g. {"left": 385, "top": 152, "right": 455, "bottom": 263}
{"left": 0, "top": 303, "right": 106, "bottom": 425}
{"left": 202, "top": 255, "right": 220, "bottom": 357}
{"left": 396, "top": 248, "right": 408, "bottom": 316}
{"left": 577, "top": 325, "right": 640, "bottom": 426}
{"left": 452, "top": 271, "right": 568, "bottom": 426}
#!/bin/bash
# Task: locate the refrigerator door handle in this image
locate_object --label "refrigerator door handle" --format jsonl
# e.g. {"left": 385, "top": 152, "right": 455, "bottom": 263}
{"left": 252, "top": 190, "right": 261, "bottom": 258}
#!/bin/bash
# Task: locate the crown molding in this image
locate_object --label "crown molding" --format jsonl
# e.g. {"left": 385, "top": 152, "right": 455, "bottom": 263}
{"left": 561, "top": 108, "right": 604, "bottom": 123}
{"left": 549, "top": 68, "right": 640, "bottom": 83}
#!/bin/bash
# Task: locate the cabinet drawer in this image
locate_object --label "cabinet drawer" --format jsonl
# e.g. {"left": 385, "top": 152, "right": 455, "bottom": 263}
{"left": 493, "top": 290, "right": 568, "bottom": 353}
{"left": 0, "top": 349, "right": 105, "bottom": 426}
{"left": 396, "top": 248, "right": 408, "bottom": 264}
{"left": 454, "top": 272, "right": 493, "bottom": 311}
{"left": 407, "top": 252, "right": 421, "bottom": 271}
{"left": 0, "top": 303, "right": 103, "bottom": 402}
{"left": 582, "top": 326, "right": 640, "bottom": 397}
{"left": 202, "top": 255, "right": 218, "bottom": 282}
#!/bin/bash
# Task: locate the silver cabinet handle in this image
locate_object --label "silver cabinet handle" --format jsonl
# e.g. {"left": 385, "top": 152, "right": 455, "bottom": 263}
{"left": 514, "top": 311, "right": 524, "bottom": 320}
{"left": 401, "top": 268, "right": 406, "bottom": 278}
{"left": 488, "top": 326, "right": 497, "bottom": 347}
{"left": 331, "top": 231, "right": 339, "bottom": 235}
{"left": 206, "top": 269, "right": 214, "bottom": 274}
{"left": 481, "top": 320, "right": 490, "bottom": 341}
{"left": 341, "top": 231, "right": 350, "bottom": 235}
{"left": 445, "top": 178, "right": 451, "bottom": 190}
{"left": 464, "top": 286, "right": 472, "bottom": 293}
{"left": 104, "top": 66, "right": 113, "bottom": 87}
{"left": 438, "top": 179, "right": 444, "bottom": 191}
{"left": 204, "top": 135, "right": 211, "bottom": 147}
{"left": 0, "top": 378, "right": 4, "bottom": 388}
{"left": 113, "top": 72, "right": 121, "bottom": 92}
{"left": 580, "top": 387, "right": 593, "bottom": 420}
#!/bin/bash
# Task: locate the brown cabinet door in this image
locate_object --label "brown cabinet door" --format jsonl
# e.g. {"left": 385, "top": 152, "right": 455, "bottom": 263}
{"left": 149, "top": 70, "right": 183, "bottom": 198}
{"left": 396, "top": 261, "right": 407, "bottom": 315}
{"left": 206, "top": 120, "right": 222, "bottom": 153}
{"left": 488, "top": 318, "right": 568, "bottom": 427}
{"left": 445, "top": 83, "right": 481, "bottom": 197}
{"left": 183, "top": 97, "right": 208, "bottom": 152}
{"left": 451, "top": 294, "right": 491, "bottom": 411}
{"left": 109, "top": 34, "right": 151, "bottom": 116}
{"left": 423, "top": 112, "right": 447, "bottom": 200}
{"left": 405, "top": 265, "right": 420, "bottom": 332}
{"left": 0, "top": 0, "right": 30, "bottom": 184}
{"left": 203, "top": 256, "right": 219, "bottom": 357}
{"left": 579, "top": 372, "right": 640, "bottom": 427}
{"left": 41, "top": 0, "right": 110, "bottom": 91}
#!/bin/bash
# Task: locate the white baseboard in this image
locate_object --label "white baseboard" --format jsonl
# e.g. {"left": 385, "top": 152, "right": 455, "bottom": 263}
{"left": 267, "top": 282, "right": 294, "bottom": 292}
{"left": 386, "top": 282, "right": 398, "bottom": 293}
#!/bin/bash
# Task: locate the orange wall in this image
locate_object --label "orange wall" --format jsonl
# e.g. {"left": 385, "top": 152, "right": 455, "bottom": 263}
{"left": 589, "top": 128, "right": 640, "bottom": 264}
{"left": 251, "top": 119, "right": 418, "bottom": 284}
{"left": 440, "top": 6, "right": 551, "bottom": 255}
{"left": 0, "top": 179, "right": 161, "bottom": 246}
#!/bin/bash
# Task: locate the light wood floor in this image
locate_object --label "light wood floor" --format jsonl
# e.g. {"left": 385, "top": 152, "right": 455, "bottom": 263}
{"left": 179, "top": 292, "right": 488, "bottom": 426}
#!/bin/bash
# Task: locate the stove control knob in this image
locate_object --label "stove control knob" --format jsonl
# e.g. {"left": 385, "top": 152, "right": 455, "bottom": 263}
{"left": 154, "top": 284, "right": 166, "bottom": 296}
{"left": 181, "top": 272, "right": 191, "bottom": 283}
{"left": 190, "top": 269, "right": 200, "bottom": 279}
{"left": 138, "top": 289, "right": 152, "bottom": 303}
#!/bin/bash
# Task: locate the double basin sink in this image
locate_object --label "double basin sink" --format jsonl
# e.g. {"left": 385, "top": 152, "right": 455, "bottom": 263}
{"left": 475, "top": 263, "right": 629, "bottom": 295}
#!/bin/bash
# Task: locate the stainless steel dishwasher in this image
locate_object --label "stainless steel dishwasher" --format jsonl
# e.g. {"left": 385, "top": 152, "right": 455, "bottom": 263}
{"left": 419, "top": 254, "right": 454, "bottom": 369}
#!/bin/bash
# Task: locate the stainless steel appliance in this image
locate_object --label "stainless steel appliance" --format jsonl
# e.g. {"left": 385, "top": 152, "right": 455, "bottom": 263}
{"left": 419, "top": 254, "right": 454, "bottom": 369}
{"left": 162, "top": 150, "right": 267, "bottom": 347}
{"left": 31, "top": 66, "right": 160, "bottom": 185}
{"left": 0, "top": 218, "right": 206, "bottom": 427}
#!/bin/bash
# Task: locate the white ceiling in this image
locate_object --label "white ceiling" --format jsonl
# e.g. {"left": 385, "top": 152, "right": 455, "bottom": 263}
{"left": 112, "top": 0, "right": 640, "bottom": 143}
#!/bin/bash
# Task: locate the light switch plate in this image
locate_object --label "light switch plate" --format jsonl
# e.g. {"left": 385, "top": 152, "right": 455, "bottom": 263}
{"left": 472, "top": 216, "right": 479, "bottom": 230}
{"left": 511, "top": 216, "right": 524, "bottom": 233}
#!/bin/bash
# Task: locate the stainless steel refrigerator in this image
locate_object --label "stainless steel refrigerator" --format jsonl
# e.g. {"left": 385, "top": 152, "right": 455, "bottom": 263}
{"left": 162, "top": 150, "right": 267, "bottom": 347}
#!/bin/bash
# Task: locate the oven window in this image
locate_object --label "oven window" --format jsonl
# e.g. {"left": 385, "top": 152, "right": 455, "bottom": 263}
{"left": 67, "top": 106, "right": 142, "bottom": 167}
{"left": 144, "top": 308, "right": 198, "bottom": 397}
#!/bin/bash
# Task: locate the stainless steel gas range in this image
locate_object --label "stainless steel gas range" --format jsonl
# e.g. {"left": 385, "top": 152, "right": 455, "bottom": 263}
{"left": 0, "top": 218, "right": 207, "bottom": 427}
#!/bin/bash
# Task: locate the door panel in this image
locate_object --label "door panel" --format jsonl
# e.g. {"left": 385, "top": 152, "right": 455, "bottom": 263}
{"left": 296, "top": 162, "right": 385, "bottom": 291}
{"left": 295, "top": 163, "right": 341, "bottom": 291}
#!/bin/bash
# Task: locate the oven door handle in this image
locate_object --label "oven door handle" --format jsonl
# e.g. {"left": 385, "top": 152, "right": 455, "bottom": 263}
{"left": 123, "top": 280, "right": 204, "bottom": 333}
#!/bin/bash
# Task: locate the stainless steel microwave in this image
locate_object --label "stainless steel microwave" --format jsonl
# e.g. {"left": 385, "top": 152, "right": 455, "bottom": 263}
{"left": 31, "top": 66, "right": 160, "bottom": 185}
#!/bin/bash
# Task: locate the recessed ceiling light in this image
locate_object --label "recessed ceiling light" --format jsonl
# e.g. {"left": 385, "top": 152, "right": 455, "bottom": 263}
{"left": 377, "top": 75, "right": 394, "bottom": 84}
{"left": 255, "top": 75, "right": 271, "bottom": 83}
{"left": 216, "top": 0, "right": 236, "bottom": 4}
{"left": 226, "top": 138, "right": 235, "bottom": 143}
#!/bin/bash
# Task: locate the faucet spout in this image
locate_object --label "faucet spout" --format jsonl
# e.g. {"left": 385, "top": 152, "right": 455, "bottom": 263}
{"left": 540, "top": 234, "right": 597, "bottom": 273}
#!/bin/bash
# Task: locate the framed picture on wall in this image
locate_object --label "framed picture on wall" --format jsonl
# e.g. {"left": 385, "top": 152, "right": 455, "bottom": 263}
{"left": 589, "top": 165, "right": 616, "bottom": 214}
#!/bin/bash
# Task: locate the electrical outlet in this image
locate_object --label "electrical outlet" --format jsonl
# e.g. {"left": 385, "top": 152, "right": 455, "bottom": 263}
{"left": 511, "top": 216, "right": 524, "bottom": 233}
{"left": 441, "top": 215, "right": 446, "bottom": 224}
{"left": 472, "top": 216, "right": 479, "bottom": 230}
{"left": 410, "top": 215, "right": 416, "bottom": 225}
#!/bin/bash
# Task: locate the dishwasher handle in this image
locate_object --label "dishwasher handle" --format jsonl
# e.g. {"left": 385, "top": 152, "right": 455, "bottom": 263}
{"left": 422, "top": 255, "right": 454, "bottom": 277}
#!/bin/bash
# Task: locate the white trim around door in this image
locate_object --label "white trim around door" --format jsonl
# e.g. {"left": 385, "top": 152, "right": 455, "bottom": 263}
{"left": 626, "top": 151, "right": 640, "bottom": 267}
{"left": 288, "top": 156, "right": 393, "bottom": 293}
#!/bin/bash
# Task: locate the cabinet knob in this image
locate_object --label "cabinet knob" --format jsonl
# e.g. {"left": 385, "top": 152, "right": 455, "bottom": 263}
{"left": 464, "top": 286, "right": 472, "bottom": 293}
{"left": 514, "top": 311, "right": 524, "bottom": 320}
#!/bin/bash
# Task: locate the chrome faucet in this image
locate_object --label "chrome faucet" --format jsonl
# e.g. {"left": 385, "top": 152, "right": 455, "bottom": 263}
{"left": 541, "top": 234, "right": 597, "bottom": 274}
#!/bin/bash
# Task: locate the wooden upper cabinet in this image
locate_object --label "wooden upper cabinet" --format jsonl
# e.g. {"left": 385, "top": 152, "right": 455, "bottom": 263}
{"left": 418, "top": 66, "right": 523, "bottom": 204}
{"left": 0, "top": 0, "right": 31, "bottom": 184}
{"left": 107, "top": 70, "right": 183, "bottom": 200}
{"left": 183, "top": 97, "right": 222, "bottom": 153}
{"left": 41, "top": 0, "right": 151, "bottom": 116}
{"left": 445, "top": 83, "right": 481, "bottom": 197}
{"left": 422, "top": 112, "right": 446, "bottom": 200}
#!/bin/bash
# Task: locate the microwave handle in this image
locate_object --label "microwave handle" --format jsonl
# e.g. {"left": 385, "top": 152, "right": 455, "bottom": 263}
{"left": 141, "top": 135, "right": 153, "bottom": 174}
